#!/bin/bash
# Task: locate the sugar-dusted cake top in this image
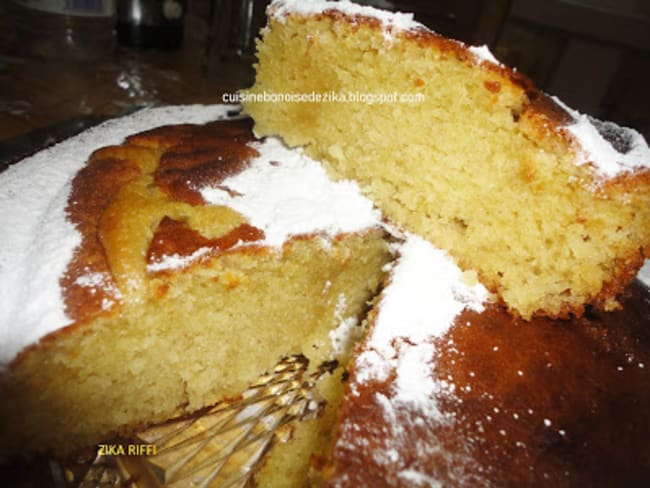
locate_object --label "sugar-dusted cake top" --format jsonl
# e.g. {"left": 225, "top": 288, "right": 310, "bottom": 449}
{"left": 552, "top": 97, "right": 650, "bottom": 178}
{"left": 329, "top": 234, "right": 488, "bottom": 484}
{"left": 199, "top": 137, "right": 379, "bottom": 248}
{"left": 0, "top": 105, "right": 381, "bottom": 366}
{"left": 270, "top": 0, "right": 422, "bottom": 37}
{"left": 328, "top": 243, "right": 650, "bottom": 485}
{"left": 353, "top": 232, "right": 488, "bottom": 406}
{"left": 1, "top": 106, "right": 235, "bottom": 367}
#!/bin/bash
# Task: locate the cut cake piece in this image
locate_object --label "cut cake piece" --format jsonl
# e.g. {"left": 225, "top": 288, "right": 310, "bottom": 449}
{"left": 243, "top": 0, "right": 650, "bottom": 319}
{"left": 0, "top": 105, "right": 391, "bottom": 460}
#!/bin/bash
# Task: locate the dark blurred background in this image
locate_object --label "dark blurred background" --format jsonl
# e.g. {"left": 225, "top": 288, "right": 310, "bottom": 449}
{"left": 397, "top": 0, "right": 650, "bottom": 141}
{"left": 0, "top": 0, "right": 648, "bottom": 166}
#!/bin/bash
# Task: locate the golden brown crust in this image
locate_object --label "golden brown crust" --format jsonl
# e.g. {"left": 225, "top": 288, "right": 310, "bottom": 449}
{"left": 153, "top": 119, "right": 258, "bottom": 205}
{"left": 599, "top": 166, "right": 650, "bottom": 196}
{"left": 325, "top": 280, "right": 650, "bottom": 486}
{"left": 146, "top": 216, "right": 265, "bottom": 274}
{"left": 589, "top": 248, "right": 646, "bottom": 311}
{"left": 473, "top": 248, "right": 646, "bottom": 321}
{"left": 59, "top": 119, "right": 263, "bottom": 330}
{"left": 61, "top": 155, "right": 141, "bottom": 324}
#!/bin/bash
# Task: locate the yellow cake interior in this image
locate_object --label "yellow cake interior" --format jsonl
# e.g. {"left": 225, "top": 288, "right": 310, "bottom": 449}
{"left": 243, "top": 13, "right": 650, "bottom": 319}
{"left": 253, "top": 366, "right": 348, "bottom": 487}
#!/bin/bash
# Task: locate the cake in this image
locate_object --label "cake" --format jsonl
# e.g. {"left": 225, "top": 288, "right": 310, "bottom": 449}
{"left": 324, "top": 234, "right": 650, "bottom": 486}
{"left": 0, "top": 105, "right": 392, "bottom": 460}
{"left": 242, "top": 0, "right": 650, "bottom": 320}
{"left": 3, "top": 0, "right": 650, "bottom": 485}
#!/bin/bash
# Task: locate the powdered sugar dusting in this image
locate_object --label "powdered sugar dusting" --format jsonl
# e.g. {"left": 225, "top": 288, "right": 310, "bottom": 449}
{"left": 399, "top": 469, "right": 443, "bottom": 487}
{"left": 638, "top": 260, "right": 650, "bottom": 288}
{"left": 146, "top": 247, "right": 213, "bottom": 273}
{"left": 74, "top": 272, "right": 111, "bottom": 289}
{"left": 366, "top": 234, "right": 487, "bottom": 358}
{"left": 199, "top": 137, "right": 381, "bottom": 247}
{"left": 329, "top": 293, "right": 363, "bottom": 356}
{"left": 74, "top": 270, "right": 122, "bottom": 311}
{"left": 392, "top": 342, "right": 441, "bottom": 412}
{"left": 270, "top": 0, "right": 422, "bottom": 39}
{"left": 354, "top": 233, "right": 488, "bottom": 385}
{"left": 552, "top": 96, "right": 650, "bottom": 178}
{"left": 0, "top": 105, "right": 238, "bottom": 366}
{"left": 353, "top": 234, "right": 488, "bottom": 388}
{"left": 341, "top": 234, "right": 488, "bottom": 484}
{"left": 468, "top": 45, "right": 499, "bottom": 65}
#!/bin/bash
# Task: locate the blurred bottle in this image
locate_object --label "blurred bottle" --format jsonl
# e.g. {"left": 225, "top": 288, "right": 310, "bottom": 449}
{"left": 203, "top": 0, "right": 269, "bottom": 87}
{"left": 116, "top": 0, "right": 186, "bottom": 49}
{"left": 206, "top": 0, "right": 268, "bottom": 59}
{"left": 5, "top": 0, "right": 116, "bottom": 61}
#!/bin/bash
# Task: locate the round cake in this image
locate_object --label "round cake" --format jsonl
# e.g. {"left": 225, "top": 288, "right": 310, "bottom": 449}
{"left": 0, "top": 105, "right": 391, "bottom": 463}
{"left": 2, "top": 0, "right": 650, "bottom": 486}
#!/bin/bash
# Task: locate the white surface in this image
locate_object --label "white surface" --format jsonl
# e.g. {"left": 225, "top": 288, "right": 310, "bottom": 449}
{"left": 552, "top": 96, "right": 650, "bottom": 178}
{"left": 146, "top": 247, "right": 213, "bottom": 273}
{"left": 200, "top": 137, "right": 380, "bottom": 248}
{"left": 468, "top": 45, "right": 500, "bottom": 65}
{"left": 354, "top": 233, "right": 488, "bottom": 388}
{"left": 329, "top": 293, "right": 364, "bottom": 355}
{"left": 638, "top": 260, "right": 650, "bottom": 288}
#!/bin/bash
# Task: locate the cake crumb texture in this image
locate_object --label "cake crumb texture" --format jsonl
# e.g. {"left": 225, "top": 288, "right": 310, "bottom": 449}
{"left": 244, "top": 4, "right": 650, "bottom": 319}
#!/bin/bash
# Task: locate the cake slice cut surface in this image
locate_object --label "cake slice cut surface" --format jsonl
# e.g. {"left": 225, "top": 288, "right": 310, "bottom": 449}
{"left": 243, "top": 0, "right": 650, "bottom": 319}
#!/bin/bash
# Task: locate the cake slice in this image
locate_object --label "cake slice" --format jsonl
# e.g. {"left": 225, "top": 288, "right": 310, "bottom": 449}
{"left": 0, "top": 106, "right": 391, "bottom": 459}
{"left": 243, "top": 0, "right": 650, "bottom": 319}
